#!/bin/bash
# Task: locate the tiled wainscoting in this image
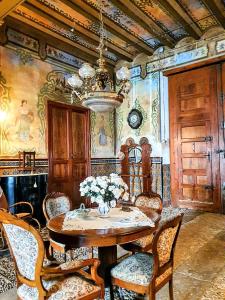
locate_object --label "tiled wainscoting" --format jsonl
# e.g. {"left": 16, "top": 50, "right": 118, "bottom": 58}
{"left": 0, "top": 158, "right": 171, "bottom": 204}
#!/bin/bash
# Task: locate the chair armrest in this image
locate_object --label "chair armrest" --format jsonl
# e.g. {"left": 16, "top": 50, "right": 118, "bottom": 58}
{"left": 9, "top": 201, "right": 34, "bottom": 215}
{"left": 42, "top": 258, "right": 103, "bottom": 285}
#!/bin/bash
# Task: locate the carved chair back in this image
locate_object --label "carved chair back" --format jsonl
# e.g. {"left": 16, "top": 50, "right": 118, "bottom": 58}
{"left": 0, "top": 186, "right": 8, "bottom": 210}
{"left": 43, "top": 192, "right": 72, "bottom": 222}
{"left": 152, "top": 214, "right": 183, "bottom": 274}
{"left": 0, "top": 210, "right": 46, "bottom": 296}
{"left": 135, "top": 192, "right": 163, "bottom": 214}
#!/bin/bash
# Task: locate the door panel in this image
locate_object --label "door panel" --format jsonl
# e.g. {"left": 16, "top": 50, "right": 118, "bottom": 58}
{"left": 48, "top": 101, "right": 90, "bottom": 207}
{"left": 221, "top": 63, "right": 225, "bottom": 212}
{"left": 169, "top": 65, "right": 221, "bottom": 212}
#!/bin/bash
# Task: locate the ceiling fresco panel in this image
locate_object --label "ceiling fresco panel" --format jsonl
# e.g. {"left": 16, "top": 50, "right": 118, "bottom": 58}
{"left": 83, "top": 0, "right": 162, "bottom": 49}
{"left": 36, "top": 0, "right": 138, "bottom": 56}
{"left": 177, "top": 0, "right": 218, "bottom": 31}
{"left": 14, "top": 5, "right": 118, "bottom": 61}
{"left": 131, "top": 0, "right": 188, "bottom": 40}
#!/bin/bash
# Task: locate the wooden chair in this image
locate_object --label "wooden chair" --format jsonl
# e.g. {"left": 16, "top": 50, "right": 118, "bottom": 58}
{"left": 110, "top": 214, "right": 183, "bottom": 300}
{"left": 0, "top": 209, "right": 104, "bottom": 300}
{"left": 0, "top": 186, "right": 40, "bottom": 251}
{"left": 121, "top": 191, "right": 162, "bottom": 253}
{"left": 42, "top": 192, "right": 92, "bottom": 260}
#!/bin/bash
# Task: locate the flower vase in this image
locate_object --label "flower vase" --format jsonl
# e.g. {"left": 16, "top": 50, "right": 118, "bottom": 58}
{"left": 98, "top": 202, "right": 110, "bottom": 218}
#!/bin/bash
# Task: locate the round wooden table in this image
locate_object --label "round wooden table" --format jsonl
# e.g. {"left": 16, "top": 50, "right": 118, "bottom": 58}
{"left": 47, "top": 207, "right": 160, "bottom": 283}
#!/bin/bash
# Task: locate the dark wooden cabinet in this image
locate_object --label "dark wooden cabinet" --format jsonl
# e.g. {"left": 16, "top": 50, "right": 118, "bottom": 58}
{"left": 167, "top": 63, "right": 225, "bottom": 212}
{"left": 47, "top": 101, "right": 90, "bottom": 208}
{"left": 0, "top": 174, "right": 48, "bottom": 224}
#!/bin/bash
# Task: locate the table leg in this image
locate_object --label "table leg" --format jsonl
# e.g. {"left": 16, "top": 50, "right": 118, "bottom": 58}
{"left": 98, "top": 245, "right": 117, "bottom": 285}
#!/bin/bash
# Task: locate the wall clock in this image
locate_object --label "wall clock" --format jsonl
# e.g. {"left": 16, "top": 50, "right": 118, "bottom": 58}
{"left": 127, "top": 109, "right": 143, "bottom": 129}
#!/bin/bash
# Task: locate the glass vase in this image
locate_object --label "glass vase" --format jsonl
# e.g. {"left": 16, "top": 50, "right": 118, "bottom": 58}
{"left": 98, "top": 202, "right": 110, "bottom": 217}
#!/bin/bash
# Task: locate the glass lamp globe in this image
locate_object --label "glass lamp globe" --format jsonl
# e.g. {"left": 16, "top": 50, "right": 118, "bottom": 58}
{"left": 116, "top": 66, "right": 130, "bottom": 81}
{"left": 67, "top": 74, "right": 83, "bottom": 88}
{"left": 79, "top": 63, "right": 96, "bottom": 79}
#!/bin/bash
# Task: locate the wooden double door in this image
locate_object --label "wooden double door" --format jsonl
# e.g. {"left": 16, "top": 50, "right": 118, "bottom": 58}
{"left": 168, "top": 63, "right": 225, "bottom": 212}
{"left": 47, "top": 101, "right": 90, "bottom": 208}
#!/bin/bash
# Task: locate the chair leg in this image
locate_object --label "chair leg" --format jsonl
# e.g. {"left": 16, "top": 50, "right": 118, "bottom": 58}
{"left": 109, "top": 281, "right": 114, "bottom": 300}
{"left": 169, "top": 278, "right": 174, "bottom": 300}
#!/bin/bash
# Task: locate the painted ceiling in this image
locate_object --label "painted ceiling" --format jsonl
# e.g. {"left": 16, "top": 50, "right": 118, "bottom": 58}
{"left": 1, "top": 0, "right": 225, "bottom": 65}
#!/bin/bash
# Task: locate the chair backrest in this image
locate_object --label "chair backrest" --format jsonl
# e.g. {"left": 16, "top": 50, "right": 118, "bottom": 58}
{"left": 135, "top": 192, "right": 163, "bottom": 213}
{"left": 0, "top": 186, "right": 8, "bottom": 210}
{"left": 0, "top": 210, "right": 44, "bottom": 285}
{"left": 152, "top": 214, "right": 183, "bottom": 270}
{"left": 42, "top": 192, "right": 72, "bottom": 222}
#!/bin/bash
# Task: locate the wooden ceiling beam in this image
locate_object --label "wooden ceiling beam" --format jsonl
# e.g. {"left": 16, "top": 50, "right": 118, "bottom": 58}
{"left": 9, "top": 11, "right": 116, "bottom": 66}
{"left": 157, "top": 0, "right": 202, "bottom": 39}
{"left": 25, "top": 0, "right": 133, "bottom": 62}
{"left": 202, "top": 0, "right": 225, "bottom": 29}
{"left": 6, "top": 15, "right": 115, "bottom": 67}
{"left": 110, "top": 0, "right": 175, "bottom": 48}
{"left": 61, "top": 0, "right": 153, "bottom": 56}
{"left": 20, "top": 2, "right": 117, "bottom": 64}
{"left": 0, "top": 0, "right": 24, "bottom": 24}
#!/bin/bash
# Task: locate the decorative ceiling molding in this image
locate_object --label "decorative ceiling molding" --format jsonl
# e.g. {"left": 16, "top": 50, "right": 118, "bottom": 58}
{"left": 201, "top": 0, "right": 225, "bottom": 30}
{"left": 0, "top": 0, "right": 24, "bottom": 23}
{"left": 67, "top": 0, "right": 154, "bottom": 56}
{"left": 157, "top": 0, "right": 202, "bottom": 39}
{"left": 26, "top": 0, "right": 134, "bottom": 61}
{"left": 110, "top": 0, "right": 175, "bottom": 48}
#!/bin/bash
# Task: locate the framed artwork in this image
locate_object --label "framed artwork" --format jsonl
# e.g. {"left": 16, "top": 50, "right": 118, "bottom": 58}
{"left": 127, "top": 108, "right": 143, "bottom": 129}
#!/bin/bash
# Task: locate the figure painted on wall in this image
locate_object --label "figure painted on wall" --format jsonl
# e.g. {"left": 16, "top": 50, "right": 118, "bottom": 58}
{"left": 98, "top": 115, "right": 107, "bottom": 146}
{"left": 15, "top": 100, "right": 34, "bottom": 142}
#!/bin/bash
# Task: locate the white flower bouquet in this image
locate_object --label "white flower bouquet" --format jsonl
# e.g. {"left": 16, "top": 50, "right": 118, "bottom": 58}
{"left": 80, "top": 173, "right": 129, "bottom": 206}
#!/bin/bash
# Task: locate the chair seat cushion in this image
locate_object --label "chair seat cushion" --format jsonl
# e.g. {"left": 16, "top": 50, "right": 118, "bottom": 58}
{"left": 111, "top": 253, "right": 172, "bottom": 287}
{"left": 17, "top": 275, "right": 100, "bottom": 300}
{"left": 111, "top": 253, "right": 154, "bottom": 286}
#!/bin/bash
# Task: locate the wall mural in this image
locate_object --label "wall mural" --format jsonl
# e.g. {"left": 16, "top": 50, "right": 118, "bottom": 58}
{"left": 91, "top": 111, "right": 115, "bottom": 158}
{"left": 116, "top": 73, "right": 160, "bottom": 154}
{"left": 0, "top": 46, "right": 113, "bottom": 158}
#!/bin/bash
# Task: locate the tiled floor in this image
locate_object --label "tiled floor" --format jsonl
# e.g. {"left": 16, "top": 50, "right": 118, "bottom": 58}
{"left": 0, "top": 211, "right": 225, "bottom": 299}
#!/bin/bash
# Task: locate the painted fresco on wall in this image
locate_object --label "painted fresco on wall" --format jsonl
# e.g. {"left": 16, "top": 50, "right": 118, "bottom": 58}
{"left": 91, "top": 111, "right": 114, "bottom": 158}
{"left": 116, "top": 73, "right": 160, "bottom": 154}
{"left": 0, "top": 46, "right": 54, "bottom": 157}
{"left": 0, "top": 45, "right": 115, "bottom": 159}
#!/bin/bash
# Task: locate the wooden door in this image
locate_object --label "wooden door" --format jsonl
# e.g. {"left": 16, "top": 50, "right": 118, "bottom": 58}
{"left": 221, "top": 63, "right": 225, "bottom": 212}
{"left": 169, "top": 65, "right": 221, "bottom": 212}
{"left": 47, "top": 101, "right": 90, "bottom": 207}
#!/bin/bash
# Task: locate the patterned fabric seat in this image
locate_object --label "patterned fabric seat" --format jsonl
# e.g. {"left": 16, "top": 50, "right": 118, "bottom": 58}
{"left": 111, "top": 253, "right": 172, "bottom": 287}
{"left": 18, "top": 275, "right": 101, "bottom": 300}
{"left": 135, "top": 193, "right": 162, "bottom": 213}
{"left": 0, "top": 210, "right": 104, "bottom": 300}
{"left": 110, "top": 214, "right": 183, "bottom": 299}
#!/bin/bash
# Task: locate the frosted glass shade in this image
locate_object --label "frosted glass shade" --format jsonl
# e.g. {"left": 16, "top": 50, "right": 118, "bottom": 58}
{"left": 79, "top": 63, "right": 95, "bottom": 79}
{"left": 116, "top": 66, "right": 130, "bottom": 81}
{"left": 67, "top": 74, "right": 83, "bottom": 88}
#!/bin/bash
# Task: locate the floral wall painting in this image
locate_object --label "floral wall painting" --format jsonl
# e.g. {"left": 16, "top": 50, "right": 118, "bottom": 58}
{"left": 91, "top": 111, "right": 115, "bottom": 158}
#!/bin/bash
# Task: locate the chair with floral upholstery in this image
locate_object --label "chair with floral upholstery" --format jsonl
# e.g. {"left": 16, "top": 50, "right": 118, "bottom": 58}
{"left": 110, "top": 214, "right": 183, "bottom": 300}
{"left": 42, "top": 192, "right": 92, "bottom": 260}
{"left": 0, "top": 185, "right": 40, "bottom": 251}
{"left": 0, "top": 209, "right": 104, "bottom": 300}
{"left": 121, "top": 191, "right": 163, "bottom": 253}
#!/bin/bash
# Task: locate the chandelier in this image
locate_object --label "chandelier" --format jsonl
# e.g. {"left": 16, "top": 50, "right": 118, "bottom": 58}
{"left": 67, "top": 2, "right": 131, "bottom": 112}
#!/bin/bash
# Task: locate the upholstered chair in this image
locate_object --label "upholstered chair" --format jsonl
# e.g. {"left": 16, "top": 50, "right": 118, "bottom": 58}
{"left": 121, "top": 192, "right": 163, "bottom": 253}
{"left": 0, "top": 210, "right": 104, "bottom": 300}
{"left": 42, "top": 192, "right": 92, "bottom": 260}
{"left": 110, "top": 214, "right": 183, "bottom": 300}
{"left": 0, "top": 186, "right": 40, "bottom": 251}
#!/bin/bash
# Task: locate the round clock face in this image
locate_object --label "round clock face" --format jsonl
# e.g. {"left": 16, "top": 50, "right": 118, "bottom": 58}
{"left": 127, "top": 109, "right": 143, "bottom": 129}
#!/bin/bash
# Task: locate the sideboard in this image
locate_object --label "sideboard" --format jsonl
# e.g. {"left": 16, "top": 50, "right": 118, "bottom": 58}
{"left": 0, "top": 173, "right": 48, "bottom": 224}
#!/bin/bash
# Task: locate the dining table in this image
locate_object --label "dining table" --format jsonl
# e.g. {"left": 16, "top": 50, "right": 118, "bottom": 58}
{"left": 47, "top": 206, "right": 160, "bottom": 284}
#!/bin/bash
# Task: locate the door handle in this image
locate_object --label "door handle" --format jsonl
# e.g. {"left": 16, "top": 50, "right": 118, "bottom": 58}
{"left": 215, "top": 149, "right": 225, "bottom": 154}
{"left": 203, "top": 152, "right": 211, "bottom": 161}
{"left": 204, "top": 185, "right": 215, "bottom": 190}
